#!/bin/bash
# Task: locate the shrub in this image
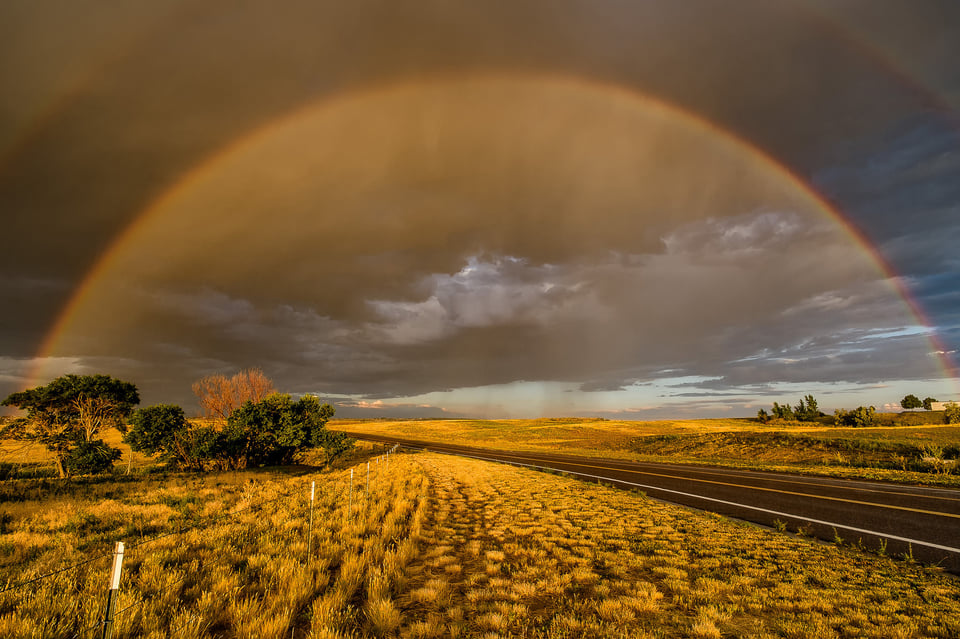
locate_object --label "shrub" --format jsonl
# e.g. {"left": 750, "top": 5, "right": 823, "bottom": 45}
{"left": 793, "top": 395, "right": 821, "bottom": 422}
{"left": 834, "top": 406, "right": 877, "bottom": 428}
{"left": 64, "top": 439, "right": 121, "bottom": 475}
{"left": 945, "top": 403, "right": 960, "bottom": 424}
{"left": 126, "top": 404, "right": 211, "bottom": 470}
{"left": 771, "top": 402, "right": 794, "bottom": 420}
{"left": 215, "top": 393, "right": 346, "bottom": 469}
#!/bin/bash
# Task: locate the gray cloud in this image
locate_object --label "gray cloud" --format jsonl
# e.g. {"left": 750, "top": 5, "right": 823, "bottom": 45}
{"left": 2, "top": 0, "right": 958, "bottom": 415}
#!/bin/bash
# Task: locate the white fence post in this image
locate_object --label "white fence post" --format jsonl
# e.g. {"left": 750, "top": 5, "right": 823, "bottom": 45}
{"left": 100, "top": 541, "right": 125, "bottom": 639}
{"left": 307, "top": 481, "right": 315, "bottom": 564}
{"left": 348, "top": 468, "right": 353, "bottom": 519}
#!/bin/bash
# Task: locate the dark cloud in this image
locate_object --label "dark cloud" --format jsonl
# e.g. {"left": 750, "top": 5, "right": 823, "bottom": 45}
{"left": 1, "top": 0, "right": 958, "bottom": 415}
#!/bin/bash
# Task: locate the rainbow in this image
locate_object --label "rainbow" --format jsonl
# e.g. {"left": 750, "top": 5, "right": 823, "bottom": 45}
{"left": 28, "top": 72, "right": 959, "bottom": 389}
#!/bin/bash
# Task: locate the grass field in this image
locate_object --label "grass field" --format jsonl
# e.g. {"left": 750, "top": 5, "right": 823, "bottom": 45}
{"left": 0, "top": 427, "right": 156, "bottom": 478}
{"left": 1, "top": 450, "right": 958, "bottom": 637}
{"left": 334, "top": 418, "right": 960, "bottom": 486}
{"left": 0, "top": 448, "right": 421, "bottom": 638}
{"left": 333, "top": 417, "right": 776, "bottom": 455}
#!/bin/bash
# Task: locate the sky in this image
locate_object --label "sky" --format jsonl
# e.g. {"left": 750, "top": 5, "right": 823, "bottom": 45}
{"left": 1, "top": 0, "right": 959, "bottom": 419}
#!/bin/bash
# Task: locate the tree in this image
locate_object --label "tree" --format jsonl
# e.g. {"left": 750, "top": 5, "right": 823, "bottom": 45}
{"left": 793, "top": 395, "right": 821, "bottom": 422}
{"left": 126, "top": 404, "right": 212, "bottom": 470}
{"left": 901, "top": 394, "right": 922, "bottom": 410}
{"left": 313, "top": 427, "right": 354, "bottom": 468}
{"left": 922, "top": 397, "right": 938, "bottom": 411}
{"left": 834, "top": 406, "right": 877, "bottom": 428}
{"left": 945, "top": 403, "right": 960, "bottom": 425}
{"left": 771, "top": 402, "right": 794, "bottom": 420}
{"left": 192, "top": 368, "right": 275, "bottom": 420}
{"left": 300, "top": 395, "right": 351, "bottom": 466}
{"left": 756, "top": 408, "right": 770, "bottom": 423}
{"left": 1, "top": 375, "right": 139, "bottom": 478}
{"left": 213, "top": 393, "right": 344, "bottom": 469}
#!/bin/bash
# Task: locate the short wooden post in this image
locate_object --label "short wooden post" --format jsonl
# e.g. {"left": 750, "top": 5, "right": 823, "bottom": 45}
{"left": 306, "top": 481, "right": 315, "bottom": 564}
{"left": 366, "top": 461, "right": 370, "bottom": 496}
{"left": 100, "top": 541, "right": 125, "bottom": 639}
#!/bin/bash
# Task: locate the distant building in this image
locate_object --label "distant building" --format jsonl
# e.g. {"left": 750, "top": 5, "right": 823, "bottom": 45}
{"left": 930, "top": 402, "right": 950, "bottom": 411}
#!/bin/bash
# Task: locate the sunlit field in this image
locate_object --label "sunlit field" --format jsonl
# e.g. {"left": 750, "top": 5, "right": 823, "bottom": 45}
{"left": 0, "top": 427, "right": 158, "bottom": 479}
{"left": 0, "top": 449, "right": 423, "bottom": 638}
{"left": 334, "top": 417, "right": 772, "bottom": 455}
{"left": 335, "top": 418, "right": 960, "bottom": 486}
{"left": 2, "top": 451, "right": 958, "bottom": 638}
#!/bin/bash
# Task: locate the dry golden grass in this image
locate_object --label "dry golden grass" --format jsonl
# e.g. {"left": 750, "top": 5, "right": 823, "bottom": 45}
{"left": 2, "top": 449, "right": 958, "bottom": 637}
{"left": 0, "top": 451, "right": 426, "bottom": 638}
{"left": 396, "top": 453, "right": 959, "bottom": 638}
{"left": 335, "top": 417, "right": 769, "bottom": 457}
{"left": 336, "top": 418, "right": 960, "bottom": 487}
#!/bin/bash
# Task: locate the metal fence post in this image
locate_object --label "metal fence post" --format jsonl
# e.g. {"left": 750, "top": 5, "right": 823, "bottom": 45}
{"left": 307, "top": 481, "right": 315, "bottom": 565}
{"left": 100, "top": 541, "right": 125, "bottom": 639}
{"left": 348, "top": 468, "right": 353, "bottom": 519}
{"left": 366, "top": 461, "right": 370, "bottom": 496}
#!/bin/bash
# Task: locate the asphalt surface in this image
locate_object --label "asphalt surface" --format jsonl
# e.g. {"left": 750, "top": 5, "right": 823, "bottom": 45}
{"left": 341, "top": 432, "right": 960, "bottom": 572}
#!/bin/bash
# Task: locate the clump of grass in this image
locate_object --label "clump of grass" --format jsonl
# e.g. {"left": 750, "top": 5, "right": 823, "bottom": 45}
{"left": 364, "top": 596, "right": 400, "bottom": 636}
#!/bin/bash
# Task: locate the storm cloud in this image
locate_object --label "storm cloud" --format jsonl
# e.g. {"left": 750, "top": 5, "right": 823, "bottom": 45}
{"left": 2, "top": 0, "right": 958, "bottom": 416}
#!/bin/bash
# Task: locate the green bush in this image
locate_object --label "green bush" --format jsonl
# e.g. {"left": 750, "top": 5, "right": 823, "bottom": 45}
{"left": 771, "top": 402, "right": 794, "bottom": 420}
{"left": 793, "top": 395, "right": 822, "bottom": 421}
{"left": 64, "top": 439, "right": 121, "bottom": 475}
{"left": 834, "top": 406, "right": 877, "bottom": 428}
{"left": 215, "top": 393, "right": 347, "bottom": 469}
{"left": 945, "top": 403, "right": 960, "bottom": 424}
{"left": 126, "top": 404, "right": 212, "bottom": 470}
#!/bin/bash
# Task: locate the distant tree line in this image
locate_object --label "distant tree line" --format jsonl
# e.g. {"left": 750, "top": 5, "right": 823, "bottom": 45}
{"left": 1, "top": 369, "right": 353, "bottom": 477}
{"left": 757, "top": 392, "right": 960, "bottom": 428}
{"left": 756, "top": 394, "right": 823, "bottom": 424}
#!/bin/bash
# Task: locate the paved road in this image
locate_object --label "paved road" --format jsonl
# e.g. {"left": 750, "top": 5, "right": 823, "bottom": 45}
{"left": 342, "top": 432, "right": 960, "bottom": 572}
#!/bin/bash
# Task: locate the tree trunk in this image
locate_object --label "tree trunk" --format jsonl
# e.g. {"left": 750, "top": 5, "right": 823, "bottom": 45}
{"left": 54, "top": 453, "right": 68, "bottom": 479}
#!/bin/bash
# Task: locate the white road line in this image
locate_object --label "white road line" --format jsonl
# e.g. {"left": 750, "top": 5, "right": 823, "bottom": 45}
{"left": 422, "top": 447, "right": 960, "bottom": 555}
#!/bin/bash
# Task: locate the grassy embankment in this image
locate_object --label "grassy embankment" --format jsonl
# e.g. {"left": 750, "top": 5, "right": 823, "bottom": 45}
{"left": 334, "top": 417, "right": 960, "bottom": 487}
{"left": 2, "top": 451, "right": 958, "bottom": 638}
